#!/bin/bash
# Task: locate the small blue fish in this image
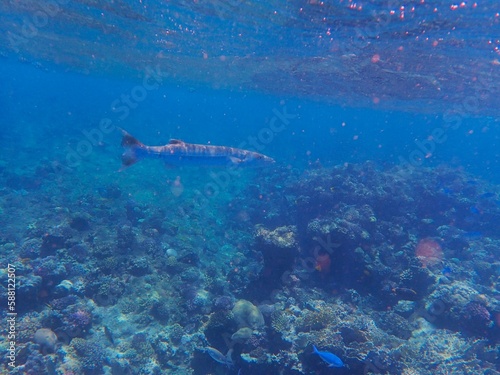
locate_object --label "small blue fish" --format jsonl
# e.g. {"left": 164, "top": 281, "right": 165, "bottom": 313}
{"left": 463, "top": 231, "right": 483, "bottom": 240}
{"left": 479, "top": 192, "right": 495, "bottom": 199}
{"left": 204, "top": 347, "right": 233, "bottom": 368}
{"left": 312, "top": 345, "right": 344, "bottom": 368}
{"left": 439, "top": 185, "right": 458, "bottom": 196}
{"left": 469, "top": 206, "right": 480, "bottom": 215}
{"left": 442, "top": 266, "right": 453, "bottom": 276}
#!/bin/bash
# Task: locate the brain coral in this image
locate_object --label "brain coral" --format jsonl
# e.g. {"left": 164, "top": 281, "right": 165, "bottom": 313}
{"left": 33, "top": 328, "right": 58, "bottom": 353}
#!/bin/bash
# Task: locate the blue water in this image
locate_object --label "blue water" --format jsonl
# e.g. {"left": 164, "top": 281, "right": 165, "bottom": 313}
{"left": 2, "top": 59, "right": 498, "bottom": 181}
{"left": 1, "top": 1, "right": 500, "bottom": 375}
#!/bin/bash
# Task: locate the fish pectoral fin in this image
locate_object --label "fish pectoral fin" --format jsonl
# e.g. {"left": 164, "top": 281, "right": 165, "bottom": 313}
{"left": 229, "top": 156, "right": 243, "bottom": 164}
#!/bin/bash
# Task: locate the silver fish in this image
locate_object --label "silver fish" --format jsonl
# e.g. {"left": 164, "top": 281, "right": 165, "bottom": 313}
{"left": 204, "top": 347, "right": 233, "bottom": 367}
{"left": 119, "top": 129, "right": 275, "bottom": 169}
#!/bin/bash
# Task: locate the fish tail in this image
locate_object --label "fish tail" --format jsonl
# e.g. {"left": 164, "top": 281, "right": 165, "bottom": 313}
{"left": 312, "top": 345, "right": 319, "bottom": 354}
{"left": 119, "top": 128, "right": 145, "bottom": 169}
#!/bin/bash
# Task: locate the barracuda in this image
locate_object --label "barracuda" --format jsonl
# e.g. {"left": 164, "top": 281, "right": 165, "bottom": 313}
{"left": 119, "top": 129, "right": 275, "bottom": 169}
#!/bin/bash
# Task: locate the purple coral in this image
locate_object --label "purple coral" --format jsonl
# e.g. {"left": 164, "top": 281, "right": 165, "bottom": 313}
{"left": 50, "top": 295, "right": 78, "bottom": 311}
{"left": 67, "top": 308, "right": 92, "bottom": 331}
{"left": 461, "top": 302, "right": 492, "bottom": 334}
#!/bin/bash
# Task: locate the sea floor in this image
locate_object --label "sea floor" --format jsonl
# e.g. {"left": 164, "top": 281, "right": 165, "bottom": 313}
{"left": 1, "top": 151, "right": 500, "bottom": 374}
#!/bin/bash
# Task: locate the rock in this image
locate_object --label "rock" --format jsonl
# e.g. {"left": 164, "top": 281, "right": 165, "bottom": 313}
{"left": 33, "top": 328, "right": 58, "bottom": 353}
{"left": 232, "top": 299, "right": 265, "bottom": 329}
{"left": 231, "top": 327, "right": 253, "bottom": 342}
{"left": 53, "top": 279, "right": 73, "bottom": 297}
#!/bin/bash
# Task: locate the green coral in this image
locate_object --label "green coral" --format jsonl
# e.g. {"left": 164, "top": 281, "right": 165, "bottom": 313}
{"left": 207, "top": 310, "right": 234, "bottom": 329}
{"left": 71, "top": 338, "right": 106, "bottom": 373}
{"left": 131, "top": 333, "right": 155, "bottom": 357}
{"left": 296, "top": 308, "right": 336, "bottom": 332}
{"left": 255, "top": 225, "right": 297, "bottom": 248}
{"left": 17, "top": 313, "right": 40, "bottom": 343}
{"left": 271, "top": 311, "right": 290, "bottom": 333}
{"left": 168, "top": 323, "right": 184, "bottom": 345}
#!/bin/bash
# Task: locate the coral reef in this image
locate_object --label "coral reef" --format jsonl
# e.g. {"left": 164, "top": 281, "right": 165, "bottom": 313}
{"left": 71, "top": 337, "right": 107, "bottom": 374}
{"left": 2, "top": 161, "right": 500, "bottom": 375}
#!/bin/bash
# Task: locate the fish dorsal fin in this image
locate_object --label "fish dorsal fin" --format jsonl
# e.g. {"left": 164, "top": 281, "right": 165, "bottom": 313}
{"left": 168, "top": 139, "right": 185, "bottom": 145}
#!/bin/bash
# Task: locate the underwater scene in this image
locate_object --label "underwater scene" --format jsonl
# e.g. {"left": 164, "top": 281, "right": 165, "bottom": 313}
{"left": 1, "top": 0, "right": 500, "bottom": 374}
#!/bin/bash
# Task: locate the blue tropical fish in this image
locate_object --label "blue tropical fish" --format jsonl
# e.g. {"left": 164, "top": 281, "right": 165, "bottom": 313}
{"left": 312, "top": 345, "right": 344, "bottom": 368}
{"left": 463, "top": 231, "right": 483, "bottom": 240}
{"left": 442, "top": 266, "right": 453, "bottom": 276}
{"left": 479, "top": 192, "right": 495, "bottom": 199}
{"left": 469, "top": 206, "right": 480, "bottom": 215}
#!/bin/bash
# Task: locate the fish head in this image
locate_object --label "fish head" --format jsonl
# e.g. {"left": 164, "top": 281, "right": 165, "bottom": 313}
{"left": 237, "top": 151, "right": 275, "bottom": 167}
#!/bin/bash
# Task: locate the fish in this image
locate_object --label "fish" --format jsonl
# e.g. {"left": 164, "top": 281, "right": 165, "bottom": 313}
{"left": 442, "top": 266, "right": 453, "bottom": 276}
{"left": 462, "top": 231, "right": 483, "bottom": 240}
{"left": 392, "top": 287, "right": 418, "bottom": 300}
{"left": 469, "top": 206, "right": 481, "bottom": 215}
{"left": 103, "top": 325, "right": 114, "bottom": 345}
{"left": 312, "top": 345, "right": 344, "bottom": 368}
{"left": 315, "top": 253, "right": 331, "bottom": 273}
{"left": 119, "top": 129, "right": 275, "bottom": 169}
{"left": 479, "top": 192, "right": 496, "bottom": 199}
{"left": 204, "top": 347, "right": 234, "bottom": 368}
